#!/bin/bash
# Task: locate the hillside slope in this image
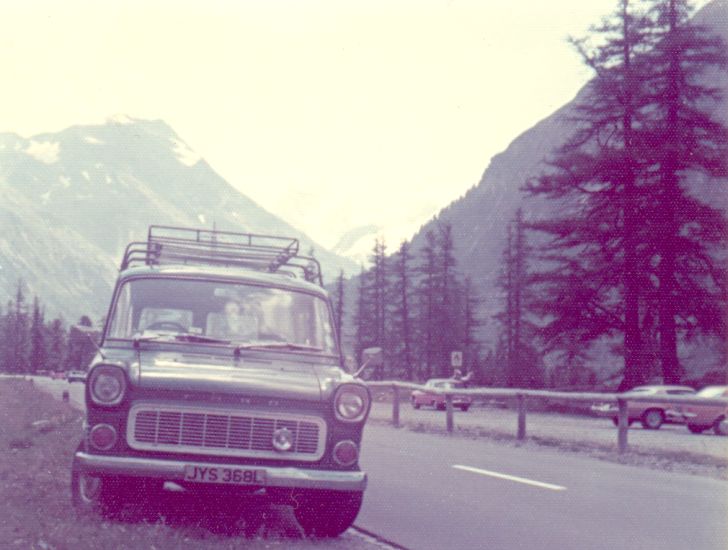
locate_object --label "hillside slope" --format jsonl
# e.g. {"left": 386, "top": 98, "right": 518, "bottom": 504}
{"left": 0, "top": 116, "right": 356, "bottom": 320}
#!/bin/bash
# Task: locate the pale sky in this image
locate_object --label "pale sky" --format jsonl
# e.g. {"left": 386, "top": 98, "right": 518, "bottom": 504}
{"left": 0, "top": 0, "right": 710, "bottom": 249}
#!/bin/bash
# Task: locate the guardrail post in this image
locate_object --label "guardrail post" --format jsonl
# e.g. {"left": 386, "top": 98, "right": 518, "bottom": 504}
{"left": 445, "top": 394, "right": 454, "bottom": 433}
{"left": 517, "top": 394, "right": 527, "bottom": 440}
{"left": 617, "top": 398, "right": 628, "bottom": 454}
{"left": 392, "top": 384, "right": 400, "bottom": 428}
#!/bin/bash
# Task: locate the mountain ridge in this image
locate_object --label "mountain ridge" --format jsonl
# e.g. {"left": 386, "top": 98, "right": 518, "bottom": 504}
{"left": 0, "top": 116, "right": 357, "bottom": 320}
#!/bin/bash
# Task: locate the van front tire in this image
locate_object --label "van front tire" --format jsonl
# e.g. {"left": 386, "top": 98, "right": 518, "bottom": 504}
{"left": 293, "top": 489, "right": 363, "bottom": 537}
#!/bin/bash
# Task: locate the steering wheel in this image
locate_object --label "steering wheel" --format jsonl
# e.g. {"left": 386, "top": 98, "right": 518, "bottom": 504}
{"left": 145, "top": 321, "right": 187, "bottom": 332}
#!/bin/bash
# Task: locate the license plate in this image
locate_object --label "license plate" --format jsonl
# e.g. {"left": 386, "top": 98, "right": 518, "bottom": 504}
{"left": 183, "top": 465, "right": 266, "bottom": 485}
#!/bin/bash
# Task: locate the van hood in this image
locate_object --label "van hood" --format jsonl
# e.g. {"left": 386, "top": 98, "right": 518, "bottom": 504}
{"left": 135, "top": 350, "right": 323, "bottom": 402}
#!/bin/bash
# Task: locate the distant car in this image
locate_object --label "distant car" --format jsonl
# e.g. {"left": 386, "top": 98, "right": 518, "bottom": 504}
{"left": 590, "top": 385, "right": 696, "bottom": 430}
{"left": 411, "top": 379, "right": 472, "bottom": 411}
{"left": 673, "top": 386, "right": 728, "bottom": 435}
{"left": 66, "top": 370, "right": 86, "bottom": 384}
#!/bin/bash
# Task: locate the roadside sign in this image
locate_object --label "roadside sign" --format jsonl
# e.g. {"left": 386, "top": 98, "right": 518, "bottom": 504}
{"left": 450, "top": 351, "right": 463, "bottom": 368}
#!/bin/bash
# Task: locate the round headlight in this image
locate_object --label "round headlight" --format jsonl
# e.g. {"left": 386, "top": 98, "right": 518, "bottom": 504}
{"left": 89, "top": 365, "right": 126, "bottom": 406}
{"left": 334, "top": 385, "right": 370, "bottom": 422}
{"left": 338, "top": 393, "right": 364, "bottom": 417}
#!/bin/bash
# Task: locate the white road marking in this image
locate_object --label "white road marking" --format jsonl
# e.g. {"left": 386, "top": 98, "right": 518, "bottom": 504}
{"left": 452, "top": 464, "right": 566, "bottom": 491}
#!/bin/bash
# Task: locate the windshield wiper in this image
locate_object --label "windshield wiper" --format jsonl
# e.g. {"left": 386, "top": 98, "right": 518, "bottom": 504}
{"left": 172, "top": 334, "right": 230, "bottom": 344}
{"left": 133, "top": 332, "right": 230, "bottom": 347}
{"left": 235, "top": 341, "right": 324, "bottom": 353}
{"left": 132, "top": 332, "right": 167, "bottom": 346}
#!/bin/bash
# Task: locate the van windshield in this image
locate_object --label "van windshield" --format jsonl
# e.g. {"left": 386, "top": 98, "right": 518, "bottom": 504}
{"left": 106, "top": 278, "right": 337, "bottom": 354}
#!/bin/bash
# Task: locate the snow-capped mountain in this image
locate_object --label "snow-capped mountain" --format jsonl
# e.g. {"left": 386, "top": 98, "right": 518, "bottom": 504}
{"left": 330, "top": 224, "right": 381, "bottom": 266}
{"left": 331, "top": 214, "right": 434, "bottom": 267}
{"left": 0, "top": 116, "right": 357, "bottom": 320}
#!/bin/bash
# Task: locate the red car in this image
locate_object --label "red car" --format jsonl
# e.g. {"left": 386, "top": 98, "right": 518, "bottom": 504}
{"left": 411, "top": 379, "right": 472, "bottom": 412}
{"left": 674, "top": 386, "right": 728, "bottom": 435}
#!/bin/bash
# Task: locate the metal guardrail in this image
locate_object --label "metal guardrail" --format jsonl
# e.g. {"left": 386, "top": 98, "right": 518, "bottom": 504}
{"left": 365, "top": 381, "right": 728, "bottom": 454}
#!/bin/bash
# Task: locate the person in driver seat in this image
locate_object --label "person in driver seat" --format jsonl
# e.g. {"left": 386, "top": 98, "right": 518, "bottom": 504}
{"left": 209, "top": 300, "right": 259, "bottom": 341}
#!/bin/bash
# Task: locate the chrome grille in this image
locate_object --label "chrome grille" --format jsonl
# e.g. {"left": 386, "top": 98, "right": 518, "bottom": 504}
{"left": 128, "top": 405, "right": 325, "bottom": 461}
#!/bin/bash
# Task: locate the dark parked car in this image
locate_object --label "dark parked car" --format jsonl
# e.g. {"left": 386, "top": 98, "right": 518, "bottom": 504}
{"left": 70, "top": 226, "right": 371, "bottom": 537}
{"left": 66, "top": 370, "right": 86, "bottom": 384}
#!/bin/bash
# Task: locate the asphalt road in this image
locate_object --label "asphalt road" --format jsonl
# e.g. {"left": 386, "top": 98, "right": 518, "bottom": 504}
{"left": 38, "top": 376, "right": 86, "bottom": 409}
{"left": 357, "top": 422, "right": 728, "bottom": 550}
{"left": 27, "top": 376, "right": 728, "bottom": 550}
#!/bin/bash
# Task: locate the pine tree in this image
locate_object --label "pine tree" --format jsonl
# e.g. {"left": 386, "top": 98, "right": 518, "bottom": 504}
{"left": 410, "top": 222, "right": 472, "bottom": 380}
{"left": 497, "top": 210, "right": 543, "bottom": 387}
{"left": 0, "top": 303, "right": 7, "bottom": 372}
{"left": 415, "top": 230, "right": 439, "bottom": 380}
{"left": 47, "top": 317, "right": 67, "bottom": 372}
{"left": 9, "top": 280, "right": 31, "bottom": 373}
{"left": 525, "top": 0, "right": 662, "bottom": 389}
{"left": 460, "top": 276, "right": 483, "bottom": 378}
{"left": 499, "top": 214, "right": 518, "bottom": 386}
{"left": 526, "top": 0, "right": 726, "bottom": 388}
{"left": 29, "top": 297, "right": 46, "bottom": 374}
{"left": 369, "top": 238, "right": 389, "bottom": 378}
{"left": 436, "top": 222, "right": 460, "bottom": 377}
{"left": 333, "top": 270, "right": 346, "bottom": 348}
{"left": 390, "top": 240, "right": 415, "bottom": 380}
{"left": 350, "top": 225, "right": 482, "bottom": 382}
{"left": 353, "top": 266, "right": 374, "bottom": 374}
{"left": 640, "top": 0, "right": 728, "bottom": 383}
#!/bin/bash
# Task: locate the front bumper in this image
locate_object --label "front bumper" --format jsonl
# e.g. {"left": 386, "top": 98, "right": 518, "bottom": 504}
{"left": 74, "top": 452, "right": 367, "bottom": 492}
{"left": 665, "top": 410, "right": 685, "bottom": 423}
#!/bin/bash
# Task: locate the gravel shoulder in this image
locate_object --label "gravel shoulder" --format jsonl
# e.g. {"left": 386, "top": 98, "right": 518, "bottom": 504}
{"left": 368, "top": 397, "right": 728, "bottom": 480}
{"left": 0, "top": 379, "right": 380, "bottom": 550}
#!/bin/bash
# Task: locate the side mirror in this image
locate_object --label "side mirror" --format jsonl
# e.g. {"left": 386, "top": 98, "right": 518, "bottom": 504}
{"left": 70, "top": 325, "right": 101, "bottom": 345}
{"left": 70, "top": 325, "right": 106, "bottom": 362}
{"left": 343, "top": 355, "right": 358, "bottom": 373}
{"left": 352, "top": 347, "right": 383, "bottom": 378}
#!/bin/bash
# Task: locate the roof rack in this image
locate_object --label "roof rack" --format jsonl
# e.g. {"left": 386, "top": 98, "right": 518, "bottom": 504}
{"left": 120, "top": 225, "right": 323, "bottom": 285}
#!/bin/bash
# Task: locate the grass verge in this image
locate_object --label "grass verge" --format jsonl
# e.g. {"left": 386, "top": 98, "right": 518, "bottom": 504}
{"left": 0, "top": 379, "right": 375, "bottom": 550}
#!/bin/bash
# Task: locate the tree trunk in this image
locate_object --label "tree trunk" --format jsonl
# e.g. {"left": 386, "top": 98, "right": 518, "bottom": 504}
{"left": 658, "top": 0, "right": 682, "bottom": 384}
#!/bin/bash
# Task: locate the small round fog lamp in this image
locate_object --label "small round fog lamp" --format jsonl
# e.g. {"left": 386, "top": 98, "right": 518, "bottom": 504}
{"left": 272, "top": 427, "right": 294, "bottom": 452}
{"left": 333, "top": 440, "right": 359, "bottom": 466}
{"left": 89, "top": 424, "right": 117, "bottom": 451}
